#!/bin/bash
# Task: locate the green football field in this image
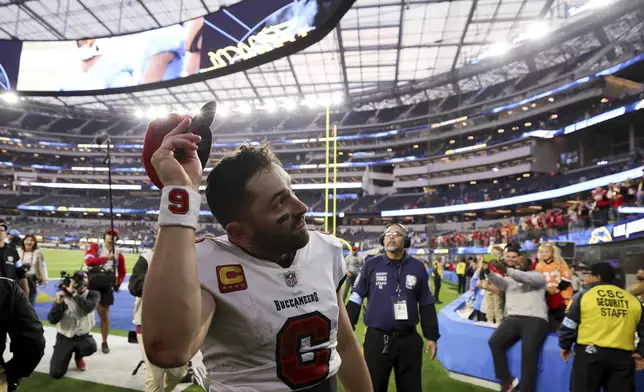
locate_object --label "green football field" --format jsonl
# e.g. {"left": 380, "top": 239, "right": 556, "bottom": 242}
{"left": 17, "top": 249, "right": 488, "bottom": 392}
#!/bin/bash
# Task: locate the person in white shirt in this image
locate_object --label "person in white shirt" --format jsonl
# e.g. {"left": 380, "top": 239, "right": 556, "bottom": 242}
{"left": 18, "top": 234, "right": 47, "bottom": 307}
{"left": 141, "top": 117, "right": 372, "bottom": 392}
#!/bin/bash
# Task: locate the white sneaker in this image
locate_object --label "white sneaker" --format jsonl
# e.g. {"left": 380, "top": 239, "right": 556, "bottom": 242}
{"left": 502, "top": 378, "right": 519, "bottom": 392}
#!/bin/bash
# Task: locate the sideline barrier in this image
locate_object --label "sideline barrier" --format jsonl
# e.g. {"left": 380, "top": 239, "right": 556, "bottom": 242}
{"left": 442, "top": 270, "right": 458, "bottom": 284}
{"left": 437, "top": 294, "right": 644, "bottom": 391}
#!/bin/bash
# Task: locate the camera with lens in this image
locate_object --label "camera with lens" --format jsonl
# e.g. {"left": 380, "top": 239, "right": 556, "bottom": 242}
{"left": 58, "top": 271, "right": 87, "bottom": 293}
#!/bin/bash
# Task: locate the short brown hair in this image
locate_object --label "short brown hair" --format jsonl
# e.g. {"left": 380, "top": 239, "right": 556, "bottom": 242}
{"left": 205, "top": 144, "right": 281, "bottom": 227}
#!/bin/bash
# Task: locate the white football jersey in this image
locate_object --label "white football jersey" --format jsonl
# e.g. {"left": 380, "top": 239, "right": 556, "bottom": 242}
{"left": 196, "top": 230, "right": 346, "bottom": 392}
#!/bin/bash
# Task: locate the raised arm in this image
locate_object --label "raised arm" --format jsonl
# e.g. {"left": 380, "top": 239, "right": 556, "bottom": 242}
{"left": 506, "top": 269, "right": 547, "bottom": 289}
{"left": 84, "top": 242, "right": 107, "bottom": 266}
{"left": 142, "top": 226, "right": 215, "bottom": 368}
{"left": 142, "top": 116, "right": 215, "bottom": 368}
{"left": 487, "top": 272, "right": 509, "bottom": 291}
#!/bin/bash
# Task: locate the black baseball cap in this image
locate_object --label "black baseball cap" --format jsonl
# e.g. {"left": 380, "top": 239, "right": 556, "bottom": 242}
{"left": 586, "top": 262, "right": 615, "bottom": 283}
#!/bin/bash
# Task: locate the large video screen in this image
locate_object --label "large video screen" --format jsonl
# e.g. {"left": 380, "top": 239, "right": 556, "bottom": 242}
{"left": 15, "top": 0, "right": 350, "bottom": 93}
{"left": 0, "top": 41, "right": 22, "bottom": 91}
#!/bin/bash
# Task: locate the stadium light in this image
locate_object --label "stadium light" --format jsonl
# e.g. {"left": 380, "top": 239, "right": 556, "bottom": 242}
{"left": 218, "top": 104, "right": 229, "bottom": 117}
{"left": 238, "top": 102, "right": 252, "bottom": 114}
{"left": 145, "top": 107, "right": 157, "bottom": 119}
{"left": 264, "top": 99, "right": 277, "bottom": 113}
{"left": 480, "top": 42, "right": 511, "bottom": 59}
{"left": 156, "top": 106, "right": 168, "bottom": 117}
{"left": 283, "top": 99, "right": 297, "bottom": 111}
{"left": 1, "top": 92, "right": 19, "bottom": 104}
{"left": 332, "top": 92, "right": 343, "bottom": 105}
{"left": 302, "top": 96, "right": 317, "bottom": 109}
{"left": 318, "top": 94, "right": 330, "bottom": 107}
{"left": 134, "top": 108, "right": 144, "bottom": 118}
{"left": 525, "top": 21, "right": 550, "bottom": 40}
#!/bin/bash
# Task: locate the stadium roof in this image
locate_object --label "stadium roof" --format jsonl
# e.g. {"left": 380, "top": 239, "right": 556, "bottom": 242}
{"left": 3, "top": 0, "right": 644, "bottom": 113}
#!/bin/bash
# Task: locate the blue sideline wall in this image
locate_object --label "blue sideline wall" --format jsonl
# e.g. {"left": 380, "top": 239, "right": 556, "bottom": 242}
{"left": 437, "top": 294, "right": 644, "bottom": 391}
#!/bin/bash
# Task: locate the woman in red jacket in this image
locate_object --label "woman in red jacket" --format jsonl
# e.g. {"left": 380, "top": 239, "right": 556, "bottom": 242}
{"left": 84, "top": 228, "right": 126, "bottom": 354}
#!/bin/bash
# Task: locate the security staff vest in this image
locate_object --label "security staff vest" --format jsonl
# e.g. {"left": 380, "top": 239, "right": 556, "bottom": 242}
{"left": 577, "top": 284, "right": 641, "bottom": 351}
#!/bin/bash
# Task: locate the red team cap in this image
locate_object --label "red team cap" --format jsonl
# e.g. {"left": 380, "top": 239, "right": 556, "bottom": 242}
{"left": 142, "top": 102, "right": 216, "bottom": 189}
{"left": 105, "top": 228, "right": 120, "bottom": 236}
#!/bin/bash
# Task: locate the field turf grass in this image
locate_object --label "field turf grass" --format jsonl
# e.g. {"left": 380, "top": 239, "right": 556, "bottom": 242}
{"left": 17, "top": 249, "right": 488, "bottom": 392}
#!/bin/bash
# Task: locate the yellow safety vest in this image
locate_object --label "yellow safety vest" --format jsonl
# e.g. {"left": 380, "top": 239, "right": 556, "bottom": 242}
{"left": 433, "top": 262, "right": 443, "bottom": 279}
{"left": 456, "top": 262, "right": 466, "bottom": 275}
{"left": 577, "top": 285, "right": 642, "bottom": 351}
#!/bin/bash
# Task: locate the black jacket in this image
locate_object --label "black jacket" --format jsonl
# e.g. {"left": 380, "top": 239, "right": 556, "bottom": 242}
{"left": 0, "top": 242, "right": 25, "bottom": 282}
{"left": 0, "top": 277, "right": 45, "bottom": 384}
{"left": 47, "top": 289, "right": 101, "bottom": 324}
{"left": 128, "top": 254, "right": 148, "bottom": 298}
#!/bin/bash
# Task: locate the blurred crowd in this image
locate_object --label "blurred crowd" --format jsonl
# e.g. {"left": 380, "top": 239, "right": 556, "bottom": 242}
{"left": 432, "top": 174, "right": 644, "bottom": 248}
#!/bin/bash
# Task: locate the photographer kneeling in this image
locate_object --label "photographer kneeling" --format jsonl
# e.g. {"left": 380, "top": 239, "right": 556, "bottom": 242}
{"left": 47, "top": 271, "right": 100, "bottom": 379}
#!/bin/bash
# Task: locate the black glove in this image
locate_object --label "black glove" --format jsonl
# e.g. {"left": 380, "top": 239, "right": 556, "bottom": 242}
{"left": 491, "top": 261, "right": 507, "bottom": 275}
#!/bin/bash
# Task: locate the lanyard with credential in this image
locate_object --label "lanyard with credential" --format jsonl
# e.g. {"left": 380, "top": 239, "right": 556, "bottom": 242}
{"left": 395, "top": 262, "right": 403, "bottom": 295}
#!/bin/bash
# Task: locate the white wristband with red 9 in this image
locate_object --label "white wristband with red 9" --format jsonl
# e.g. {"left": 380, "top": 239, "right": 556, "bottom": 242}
{"left": 158, "top": 186, "right": 201, "bottom": 230}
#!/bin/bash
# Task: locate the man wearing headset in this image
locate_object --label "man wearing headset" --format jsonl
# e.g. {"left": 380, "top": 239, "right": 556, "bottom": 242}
{"left": 346, "top": 223, "right": 439, "bottom": 392}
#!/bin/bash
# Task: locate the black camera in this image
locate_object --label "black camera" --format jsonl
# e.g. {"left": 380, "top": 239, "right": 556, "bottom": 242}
{"left": 58, "top": 271, "right": 87, "bottom": 292}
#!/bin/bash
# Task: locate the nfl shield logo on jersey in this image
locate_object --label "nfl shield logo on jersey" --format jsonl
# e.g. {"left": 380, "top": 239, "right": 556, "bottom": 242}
{"left": 284, "top": 271, "right": 298, "bottom": 287}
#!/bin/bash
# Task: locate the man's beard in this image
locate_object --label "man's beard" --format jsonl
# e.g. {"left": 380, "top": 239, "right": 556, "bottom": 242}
{"left": 253, "top": 226, "right": 310, "bottom": 257}
{"left": 386, "top": 243, "right": 402, "bottom": 252}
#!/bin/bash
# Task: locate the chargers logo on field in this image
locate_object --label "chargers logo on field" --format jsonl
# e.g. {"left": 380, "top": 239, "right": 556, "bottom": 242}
{"left": 216, "top": 264, "right": 247, "bottom": 293}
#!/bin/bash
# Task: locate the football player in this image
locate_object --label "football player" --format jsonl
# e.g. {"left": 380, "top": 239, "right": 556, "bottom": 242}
{"left": 141, "top": 116, "right": 372, "bottom": 392}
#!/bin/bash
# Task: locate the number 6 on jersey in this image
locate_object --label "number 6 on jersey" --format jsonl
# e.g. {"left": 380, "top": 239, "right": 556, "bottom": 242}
{"left": 276, "top": 311, "right": 332, "bottom": 390}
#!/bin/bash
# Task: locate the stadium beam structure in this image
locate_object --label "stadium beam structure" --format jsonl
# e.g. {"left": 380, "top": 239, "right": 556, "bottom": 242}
{"left": 351, "top": 0, "right": 644, "bottom": 106}
{"left": 0, "top": 24, "right": 16, "bottom": 39}
{"left": 138, "top": 0, "right": 162, "bottom": 27}
{"left": 539, "top": 0, "right": 556, "bottom": 17}
{"left": 392, "top": 0, "right": 406, "bottom": 92}
{"left": 286, "top": 57, "right": 304, "bottom": 97}
{"left": 324, "top": 103, "right": 330, "bottom": 233}
{"left": 18, "top": 2, "right": 65, "bottom": 39}
{"left": 243, "top": 71, "right": 263, "bottom": 104}
{"left": 451, "top": 0, "right": 478, "bottom": 72}
{"left": 201, "top": 81, "right": 221, "bottom": 102}
{"left": 335, "top": 26, "right": 350, "bottom": 99}
{"left": 77, "top": 0, "right": 114, "bottom": 36}
{"left": 198, "top": 0, "right": 210, "bottom": 13}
